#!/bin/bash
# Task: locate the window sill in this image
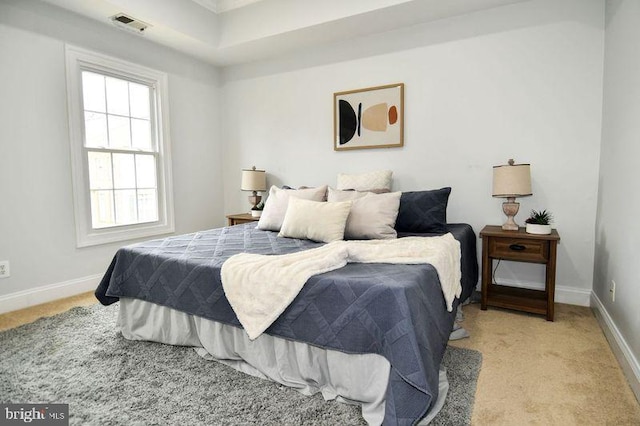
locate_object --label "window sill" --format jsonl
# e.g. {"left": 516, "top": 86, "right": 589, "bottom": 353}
{"left": 76, "top": 221, "right": 175, "bottom": 248}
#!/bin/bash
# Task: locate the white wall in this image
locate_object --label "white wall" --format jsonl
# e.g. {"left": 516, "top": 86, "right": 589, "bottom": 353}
{"left": 220, "top": 0, "right": 604, "bottom": 304}
{"left": 0, "top": 0, "right": 224, "bottom": 308}
{"left": 592, "top": 0, "right": 640, "bottom": 398}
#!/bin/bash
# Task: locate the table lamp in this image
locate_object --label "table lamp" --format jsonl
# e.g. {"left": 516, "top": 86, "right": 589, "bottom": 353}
{"left": 492, "top": 159, "right": 532, "bottom": 231}
{"left": 241, "top": 166, "right": 266, "bottom": 212}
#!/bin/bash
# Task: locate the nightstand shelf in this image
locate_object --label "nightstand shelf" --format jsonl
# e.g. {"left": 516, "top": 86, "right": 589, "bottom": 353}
{"left": 226, "top": 213, "right": 259, "bottom": 226}
{"left": 484, "top": 284, "right": 548, "bottom": 316}
{"left": 480, "top": 225, "right": 560, "bottom": 321}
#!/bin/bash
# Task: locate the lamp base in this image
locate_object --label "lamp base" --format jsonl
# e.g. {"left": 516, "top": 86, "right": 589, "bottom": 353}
{"left": 501, "top": 199, "right": 520, "bottom": 231}
{"left": 248, "top": 192, "right": 262, "bottom": 212}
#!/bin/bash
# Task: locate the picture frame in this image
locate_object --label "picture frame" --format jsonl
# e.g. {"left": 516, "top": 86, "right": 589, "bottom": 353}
{"left": 333, "top": 83, "right": 404, "bottom": 151}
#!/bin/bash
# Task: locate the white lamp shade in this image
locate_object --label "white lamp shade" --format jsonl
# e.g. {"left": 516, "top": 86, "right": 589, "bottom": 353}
{"left": 241, "top": 168, "right": 266, "bottom": 192}
{"left": 492, "top": 163, "right": 532, "bottom": 197}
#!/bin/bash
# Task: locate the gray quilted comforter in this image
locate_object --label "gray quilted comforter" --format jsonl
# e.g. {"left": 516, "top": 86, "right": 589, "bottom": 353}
{"left": 96, "top": 223, "right": 477, "bottom": 426}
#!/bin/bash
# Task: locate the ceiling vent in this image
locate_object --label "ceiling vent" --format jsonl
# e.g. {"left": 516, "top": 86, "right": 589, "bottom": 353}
{"left": 110, "top": 13, "right": 151, "bottom": 34}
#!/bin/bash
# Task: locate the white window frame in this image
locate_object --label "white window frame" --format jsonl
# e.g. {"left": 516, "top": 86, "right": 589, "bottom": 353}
{"left": 65, "top": 45, "right": 174, "bottom": 247}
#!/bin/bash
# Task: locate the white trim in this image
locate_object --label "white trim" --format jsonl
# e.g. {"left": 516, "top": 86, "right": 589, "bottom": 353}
{"left": 0, "top": 274, "right": 102, "bottom": 315}
{"left": 591, "top": 292, "right": 640, "bottom": 403}
{"left": 552, "top": 284, "right": 591, "bottom": 306}
{"left": 492, "top": 278, "right": 591, "bottom": 306}
{"left": 65, "top": 44, "right": 175, "bottom": 248}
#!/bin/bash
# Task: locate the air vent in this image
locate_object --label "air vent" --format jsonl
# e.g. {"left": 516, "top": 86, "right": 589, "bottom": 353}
{"left": 114, "top": 15, "right": 134, "bottom": 24}
{"left": 110, "top": 13, "right": 151, "bottom": 34}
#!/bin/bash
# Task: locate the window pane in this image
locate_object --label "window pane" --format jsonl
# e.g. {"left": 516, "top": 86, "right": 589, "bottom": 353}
{"left": 106, "top": 77, "right": 129, "bottom": 116}
{"left": 84, "top": 112, "right": 108, "bottom": 147}
{"left": 108, "top": 115, "right": 131, "bottom": 148}
{"left": 112, "top": 153, "right": 136, "bottom": 189}
{"left": 82, "top": 72, "right": 106, "bottom": 113}
{"left": 90, "top": 190, "right": 115, "bottom": 228}
{"left": 135, "top": 154, "right": 157, "bottom": 188}
{"left": 131, "top": 118, "right": 152, "bottom": 150}
{"left": 138, "top": 189, "right": 158, "bottom": 223}
{"left": 114, "top": 189, "right": 137, "bottom": 224}
{"left": 87, "top": 151, "right": 113, "bottom": 190}
{"left": 129, "top": 83, "right": 150, "bottom": 119}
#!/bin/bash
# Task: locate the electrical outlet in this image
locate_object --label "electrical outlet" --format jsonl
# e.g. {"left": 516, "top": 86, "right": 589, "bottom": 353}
{"left": 0, "top": 260, "right": 9, "bottom": 278}
{"left": 610, "top": 280, "right": 616, "bottom": 302}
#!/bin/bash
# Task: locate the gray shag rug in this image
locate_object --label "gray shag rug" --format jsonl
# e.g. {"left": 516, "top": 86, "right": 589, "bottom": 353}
{"left": 0, "top": 304, "right": 481, "bottom": 425}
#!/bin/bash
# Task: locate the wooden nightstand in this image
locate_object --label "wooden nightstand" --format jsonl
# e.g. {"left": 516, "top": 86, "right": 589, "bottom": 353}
{"left": 226, "top": 213, "right": 259, "bottom": 226}
{"left": 480, "top": 225, "right": 560, "bottom": 321}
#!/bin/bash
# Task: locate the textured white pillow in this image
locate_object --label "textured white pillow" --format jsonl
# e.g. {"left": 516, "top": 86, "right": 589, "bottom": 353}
{"left": 343, "top": 191, "right": 401, "bottom": 240}
{"left": 336, "top": 170, "right": 393, "bottom": 191}
{"left": 257, "top": 185, "right": 328, "bottom": 232}
{"left": 327, "top": 187, "right": 368, "bottom": 202}
{"left": 279, "top": 198, "right": 352, "bottom": 243}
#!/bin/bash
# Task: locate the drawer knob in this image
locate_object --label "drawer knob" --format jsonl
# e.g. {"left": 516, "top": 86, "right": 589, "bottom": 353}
{"left": 509, "top": 244, "right": 526, "bottom": 251}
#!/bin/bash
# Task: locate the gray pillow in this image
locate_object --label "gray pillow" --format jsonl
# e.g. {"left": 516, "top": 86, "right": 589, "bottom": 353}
{"left": 328, "top": 188, "right": 401, "bottom": 239}
{"left": 343, "top": 192, "right": 401, "bottom": 240}
{"left": 395, "top": 188, "right": 451, "bottom": 233}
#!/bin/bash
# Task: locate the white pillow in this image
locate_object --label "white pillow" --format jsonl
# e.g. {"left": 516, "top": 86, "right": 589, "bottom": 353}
{"left": 343, "top": 191, "right": 401, "bottom": 240}
{"left": 327, "top": 187, "right": 368, "bottom": 202}
{"left": 337, "top": 170, "right": 393, "bottom": 191}
{"left": 279, "top": 198, "right": 352, "bottom": 243}
{"left": 257, "top": 185, "right": 328, "bottom": 231}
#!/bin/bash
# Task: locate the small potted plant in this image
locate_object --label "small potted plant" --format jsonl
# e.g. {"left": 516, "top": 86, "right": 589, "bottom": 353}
{"left": 525, "top": 209, "right": 553, "bottom": 235}
{"left": 251, "top": 201, "right": 264, "bottom": 218}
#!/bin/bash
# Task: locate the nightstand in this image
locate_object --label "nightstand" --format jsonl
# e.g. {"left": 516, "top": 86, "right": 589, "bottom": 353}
{"left": 226, "top": 213, "right": 259, "bottom": 226}
{"left": 479, "top": 225, "right": 560, "bottom": 321}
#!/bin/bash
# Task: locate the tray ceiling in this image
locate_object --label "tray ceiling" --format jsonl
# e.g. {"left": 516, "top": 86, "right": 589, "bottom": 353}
{"left": 39, "top": 0, "right": 530, "bottom": 66}
{"left": 191, "top": 0, "right": 265, "bottom": 14}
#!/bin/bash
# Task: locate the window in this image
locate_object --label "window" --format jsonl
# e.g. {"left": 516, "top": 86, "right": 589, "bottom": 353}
{"left": 66, "top": 46, "right": 174, "bottom": 247}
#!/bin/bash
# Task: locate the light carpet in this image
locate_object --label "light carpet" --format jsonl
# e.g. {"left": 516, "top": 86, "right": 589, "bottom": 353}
{"left": 0, "top": 303, "right": 481, "bottom": 425}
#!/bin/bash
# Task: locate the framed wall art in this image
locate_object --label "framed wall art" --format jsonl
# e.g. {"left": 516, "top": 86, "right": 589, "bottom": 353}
{"left": 333, "top": 83, "right": 404, "bottom": 151}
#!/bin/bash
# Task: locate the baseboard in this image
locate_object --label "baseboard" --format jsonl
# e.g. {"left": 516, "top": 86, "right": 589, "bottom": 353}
{"left": 591, "top": 291, "right": 640, "bottom": 403}
{"left": 0, "top": 274, "right": 101, "bottom": 315}
{"left": 492, "top": 278, "right": 591, "bottom": 306}
{"left": 553, "top": 284, "right": 591, "bottom": 306}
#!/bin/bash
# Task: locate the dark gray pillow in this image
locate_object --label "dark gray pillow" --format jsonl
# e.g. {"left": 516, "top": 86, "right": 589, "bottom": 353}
{"left": 395, "top": 188, "right": 451, "bottom": 233}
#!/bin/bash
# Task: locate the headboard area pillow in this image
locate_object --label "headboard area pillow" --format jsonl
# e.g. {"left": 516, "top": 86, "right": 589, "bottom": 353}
{"left": 327, "top": 187, "right": 368, "bottom": 202}
{"left": 343, "top": 191, "right": 401, "bottom": 240}
{"left": 336, "top": 170, "right": 392, "bottom": 191}
{"left": 395, "top": 187, "right": 451, "bottom": 234}
{"left": 279, "top": 198, "right": 352, "bottom": 243}
{"left": 328, "top": 187, "right": 400, "bottom": 239}
{"left": 257, "top": 185, "right": 328, "bottom": 232}
{"left": 282, "top": 185, "right": 328, "bottom": 200}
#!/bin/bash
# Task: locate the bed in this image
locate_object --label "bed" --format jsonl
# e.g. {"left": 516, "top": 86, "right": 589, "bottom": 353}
{"left": 95, "top": 219, "right": 477, "bottom": 425}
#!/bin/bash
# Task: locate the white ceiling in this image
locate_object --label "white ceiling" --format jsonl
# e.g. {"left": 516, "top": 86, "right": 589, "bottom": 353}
{"left": 40, "top": 0, "right": 530, "bottom": 67}
{"left": 191, "top": 0, "right": 265, "bottom": 14}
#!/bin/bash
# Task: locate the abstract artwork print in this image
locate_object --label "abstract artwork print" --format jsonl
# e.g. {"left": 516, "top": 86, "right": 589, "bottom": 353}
{"left": 334, "top": 83, "right": 404, "bottom": 151}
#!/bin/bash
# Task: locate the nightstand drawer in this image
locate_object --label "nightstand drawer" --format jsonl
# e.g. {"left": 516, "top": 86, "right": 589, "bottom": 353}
{"left": 489, "top": 237, "right": 548, "bottom": 263}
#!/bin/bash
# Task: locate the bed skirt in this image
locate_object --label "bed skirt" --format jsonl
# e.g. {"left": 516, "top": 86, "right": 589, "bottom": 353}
{"left": 117, "top": 298, "right": 449, "bottom": 425}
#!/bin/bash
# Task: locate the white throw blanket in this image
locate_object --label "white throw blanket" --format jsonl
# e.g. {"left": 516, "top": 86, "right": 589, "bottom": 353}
{"left": 221, "top": 234, "right": 462, "bottom": 340}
